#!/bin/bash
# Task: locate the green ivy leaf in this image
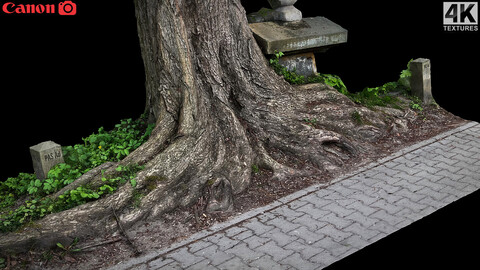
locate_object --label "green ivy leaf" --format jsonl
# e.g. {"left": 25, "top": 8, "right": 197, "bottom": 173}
{"left": 34, "top": 179, "right": 42, "bottom": 187}
{"left": 130, "top": 179, "right": 137, "bottom": 188}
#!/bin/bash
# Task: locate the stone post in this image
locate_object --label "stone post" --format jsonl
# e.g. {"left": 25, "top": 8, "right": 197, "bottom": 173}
{"left": 410, "top": 58, "right": 434, "bottom": 105}
{"left": 268, "top": 0, "right": 302, "bottom": 22}
{"left": 30, "top": 141, "right": 65, "bottom": 180}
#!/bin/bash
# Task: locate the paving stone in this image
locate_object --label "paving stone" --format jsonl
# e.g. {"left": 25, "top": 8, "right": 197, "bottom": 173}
{"left": 369, "top": 220, "right": 398, "bottom": 235}
{"left": 394, "top": 207, "right": 425, "bottom": 222}
{"left": 291, "top": 213, "right": 328, "bottom": 232}
{"left": 391, "top": 179, "right": 425, "bottom": 193}
{"left": 257, "top": 212, "right": 277, "bottom": 223}
{"left": 349, "top": 182, "right": 378, "bottom": 196}
{"left": 370, "top": 210, "right": 406, "bottom": 227}
{"left": 249, "top": 255, "right": 290, "bottom": 270}
{"left": 233, "top": 228, "right": 254, "bottom": 241}
{"left": 416, "top": 178, "right": 445, "bottom": 191}
{"left": 167, "top": 247, "right": 205, "bottom": 268}
{"left": 315, "top": 224, "right": 353, "bottom": 242}
{"left": 321, "top": 202, "right": 355, "bottom": 218}
{"left": 436, "top": 161, "right": 462, "bottom": 173}
{"left": 289, "top": 226, "right": 325, "bottom": 244}
{"left": 205, "top": 233, "right": 240, "bottom": 251}
{"left": 223, "top": 226, "right": 248, "bottom": 238}
{"left": 417, "top": 196, "right": 446, "bottom": 209}
{"left": 265, "top": 216, "right": 302, "bottom": 233}
{"left": 242, "top": 218, "right": 275, "bottom": 235}
{"left": 391, "top": 171, "right": 424, "bottom": 184}
{"left": 185, "top": 259, "right": 218, "bottom": 270}
{"left": 283, "top": 240, "right": 324, "bottom": 260}
{"left": 308, "top": 250, "right": 339, "bottom": 268}
{"left": 370, "top": 199, "right": 403, "bottom": 214}
{"left": 287, "top": 198, "right": 309, "bottom": 209}
{"left": 270, "top": 205, "right": 305, "bottom": 220}
{"left": 394, "top": 197, "right": 430, "bottom": 213}
{"left": 343, "top": 222, "right": 381, "bottom": 241}
{"left": 419, "top": 206, "right": 438, "bottom": 216}
{"left": 413, "top": 170, "right": 442, "bottom": 182}
{"left": 348, "top": 192, "right": 380, "bottom": 206}
{"left": 345, "top": 212, "right": 381, "bottom": 228}
{"left": 320, "top": 212, "right": 354, "bottom": 229}
{"left": 296, "top": 203, "right": 330, "bottom": 219}
{"left": 260, "top": 227, "right": 299, "bottom": 247}
{"left": 439, "top": 185, "right": 467, "bottom": 198}
{"left": 243, "top": 234, "right": 270, "bottom": 249}
{"left": 390, "top": 163, "right": 423, "bottom": 176}
{"left": 194, "top": 244, "right": 235, "bottom": 266}
{"left": 371, "top": 181, "right": 403, "bottom": 194}
{"left": 339, "top": 234, "right": 370, "bottom": 250}
{"left": 345, "top": 201, "right": 378, "bottom": 216}
{"left": 338, "top": 177, "right": 361, "bottom": 188}
{"left": 313, "top": 236, "right": 354, "bottom": 257}
{"left": 279, "top": 252, "right": 318, "bottom": 270}
{"left": 188, "top": 240, "right": 214, "bottom": 253}
{"left": 394, "top": 188, "right": 426, "bottom": 202}
{"left": 148, "top": 257, "right": 176, "bottom": 269}
{"left": 437, "top": 177, "right": 469, "bottom": 190}
{"left": 254, "top": 240, "right": 294, "bottom": 261}
{"left": 224, "top": 242, "right": 264, "bottom": 263}
{"left": 154, "top": 261, "right": 184, "bottom": 270}
{"left": 216, "top": 257, "right": 251, "bottom": 270}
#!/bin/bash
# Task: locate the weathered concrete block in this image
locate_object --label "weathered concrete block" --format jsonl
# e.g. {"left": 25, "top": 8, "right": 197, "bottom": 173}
{"left": 278, "top": 52, "right": 317, "bottom": 77}
{"left": 250, "top": 17, "right": 348, "bottom": 55}
{"left": 410, "top": 58, "right": 434, "bottom": 105}
{"left": 30, "top": 141, "right": 64, "bottom": 180}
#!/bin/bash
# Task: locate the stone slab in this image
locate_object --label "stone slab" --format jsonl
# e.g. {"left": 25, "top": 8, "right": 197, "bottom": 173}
{"left": 410, "top": 58, "right": 434, "bottom": 105}
{"left": 250, "top": 16, "right": 348, "bottom": 54}
{"left": 30, "top": 140, "right": 64, "bottom": 180}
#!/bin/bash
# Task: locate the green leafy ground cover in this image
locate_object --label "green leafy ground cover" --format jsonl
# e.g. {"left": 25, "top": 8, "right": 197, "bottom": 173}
{"left": 0, "top": 116, "right": 154, "bottom": 232}
{"left": 270, "top": 52, "right": 421, "bottom": 111}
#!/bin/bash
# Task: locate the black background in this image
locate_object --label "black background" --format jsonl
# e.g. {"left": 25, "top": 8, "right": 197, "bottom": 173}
{"left": 0, "top": 0, "right": 479, "bottom": 268}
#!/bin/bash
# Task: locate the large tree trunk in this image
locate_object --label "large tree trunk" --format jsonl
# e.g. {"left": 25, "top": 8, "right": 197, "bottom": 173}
{"left": 0, "top": 0, "right": 385, "bottom": 253}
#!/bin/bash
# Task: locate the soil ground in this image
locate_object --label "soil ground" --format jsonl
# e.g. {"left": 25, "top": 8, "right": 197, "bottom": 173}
{"left": 1, "top": 96, "right": 466, "bottom": 270}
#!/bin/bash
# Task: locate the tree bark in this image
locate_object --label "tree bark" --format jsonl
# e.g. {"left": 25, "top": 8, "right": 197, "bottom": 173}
{"left": 0, "top": 0, "right": 387, "bottom": 253}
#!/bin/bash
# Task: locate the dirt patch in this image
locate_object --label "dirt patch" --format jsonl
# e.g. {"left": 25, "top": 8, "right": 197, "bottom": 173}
{"left": 2, "top": 102, "right": 466, "bottom": 270}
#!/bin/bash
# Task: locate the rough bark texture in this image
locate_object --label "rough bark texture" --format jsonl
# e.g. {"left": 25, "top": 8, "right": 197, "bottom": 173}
{"left": 0, "top": 0, "right": 388, "bottom": 253}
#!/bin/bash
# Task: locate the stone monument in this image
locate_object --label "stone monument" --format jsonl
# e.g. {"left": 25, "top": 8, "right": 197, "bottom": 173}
{"left": 410, "top": 58, "right": 434, "bottom": 105}
{"left": 30, "top": 141, "right": 65, "bottom": 180}
{"left": 248, "top": 0, "right": 303, "bottom": 23}
{"left": 268, "top": 0, "right": 302, "bottom": 22}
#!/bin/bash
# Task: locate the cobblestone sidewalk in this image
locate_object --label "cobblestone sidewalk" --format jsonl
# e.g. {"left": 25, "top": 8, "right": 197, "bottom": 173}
{"left": 109, "top": 122, "right": 480, "bottom": 270}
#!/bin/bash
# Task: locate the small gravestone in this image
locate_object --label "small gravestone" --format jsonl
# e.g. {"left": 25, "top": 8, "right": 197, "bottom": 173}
{"left": 268, "top": 0, "right": 302, "bottom": 22}
{"left": 30, "top": 141, "right": 65, "bottom": 180}
{"left": 410, "top": 58, "right": 434, "bottom": 105}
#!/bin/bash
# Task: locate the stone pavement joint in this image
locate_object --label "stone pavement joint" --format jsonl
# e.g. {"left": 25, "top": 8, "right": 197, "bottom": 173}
{"left": 109, "top": 122, "right": 480, "bottom": 270}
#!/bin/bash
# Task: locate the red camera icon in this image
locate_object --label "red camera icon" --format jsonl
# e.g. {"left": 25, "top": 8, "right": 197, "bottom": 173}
{"left": 58, "top": 1, "right": 77, "bottom": 15}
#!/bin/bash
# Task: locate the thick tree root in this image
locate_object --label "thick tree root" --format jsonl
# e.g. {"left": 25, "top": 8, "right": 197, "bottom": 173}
{"left": 0, "top": 0, "right": 392, "bottom": 254}
{"left": 0, "top": 84, "right": 389, "bottom": 255}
